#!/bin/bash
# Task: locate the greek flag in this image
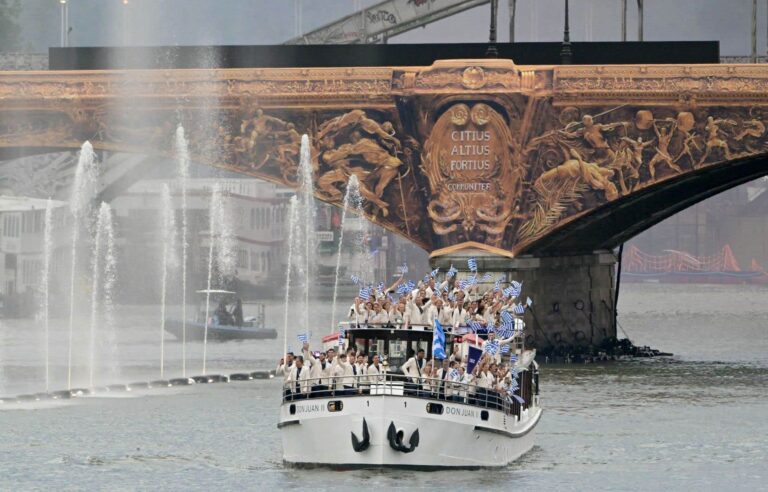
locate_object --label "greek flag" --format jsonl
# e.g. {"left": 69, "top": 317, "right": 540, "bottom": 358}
{"left": 526, "top": 296, "right": 533, "bottom": 307}
{"left": 339, "top": 327, "right": 346, "bottom": 338}
{"left": 396, "top": 283, "right": 410, "bottom": 295}
{"left": 376, "top": 281, "right": 385, "bottom": 294}
{"left": 484, "top": 341, "right": 499, "bottom": 355}
{"left": 510, "top": 353, "right": 519, "bottom": 363}
{"left": 501, "top": 310, "right": 513, "bottom": 324}
{"left": 447, "top": 293, "right": 455, "bottom": 302}
{"left": 458, "top": 279, "right": 468, "bottom": 290}
{"left": 443, "top": 284, "right": 449, "bottom": 292}
{"left": 497, "top": 323, "right": 514, "bottom": 338}
{"left": 494, "top": 278, "right": 502, "bottom": 291}
{"left": 359, "top": 287, "right": 371, "bottom": 301}
{"left": 430, "top": 267, "right": 440, "bottom": 278}
{"left": 446, "top": 264, "right": 458, "bottom": 278}
{"left": 480, "top": 273, "right": 493, "bottom": 282}
{"left": 509, "top": 378, "right": 519, "bottom": 391}
{"left": 467, "top": 257, "right": 478, "bottom": 272}
{"left": 502, "top": 286, "right": 515, "bottom": 298}
{"left": 514, "top": 303, "right": 525, "bottom": 315}
{"left": 468, "top": 320, "right": 482, "bottom": 333}
{"left": 511, "top": 368, "right": 519, "bottom": 379}
{"left": 486, "top": 321, "right": 495, "bottom": 333}
{"left": 449, "top": 368, "right": 460, "bottom": 380}
{"left": 501, "top": 344, "right": 510, "bottom": 354}
{"left": 351, "top": 275, "right": 361, "bottom": 285}
{"left": 297, "top": 333, "right": 309, "bottom": 344}
{"left": 510, "top": 280, "right": 522, "bottom": 297}
{"left": 423, "top": 275, "right": 430, "bottom": 283}
{"left": 432, "top": 320, "right": 447, "bottom": 359}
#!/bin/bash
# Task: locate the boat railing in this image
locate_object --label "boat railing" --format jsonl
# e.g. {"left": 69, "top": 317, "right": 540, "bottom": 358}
{"left": 280, "top": 373, "right": 528, "bottom": 418}
{"left": 337, "top": 321, "right": 493, "bottom": 336}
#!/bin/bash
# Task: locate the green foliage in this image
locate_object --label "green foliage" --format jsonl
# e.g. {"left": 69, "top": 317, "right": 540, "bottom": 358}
{"left": 0, "top": 0, "right": 22, "bottom": 52}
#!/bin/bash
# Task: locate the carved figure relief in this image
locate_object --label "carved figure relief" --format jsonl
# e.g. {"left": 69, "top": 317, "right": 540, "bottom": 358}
{"left": 517, "top": 106, "right": 768, "bottom": 244}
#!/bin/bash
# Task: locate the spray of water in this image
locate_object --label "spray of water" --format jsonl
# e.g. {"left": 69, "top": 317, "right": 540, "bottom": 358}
{"left": 100, "top": 203, "right": 118, "bottom": 383}
{"left": 159, "top": 184, "right": 178, "bottom": 378}
{"left": 297, "top": 135, "right": 316, "bottom": 334}
{"left": 175, "top": 126, "right": 190, "bottom": 377}
{"left": 88, "top": 203, "right": 117, "bottom": 388}
{"left": 282, "top": 196, "right": 299, "bottom": 360}
{"left": 201, "top": 183, "right": 234, "bottom": 375}
{"left": 40, "top": 198, "right": 54, "bottom": 391}
{"left": 67, "top": 142, "right": 98, "bottom": 390}
{"left": 88, "top": 205, "right": 104, "bottom": 388}
{"left": 330, "top": 175, "right": 363, "bottom": 333}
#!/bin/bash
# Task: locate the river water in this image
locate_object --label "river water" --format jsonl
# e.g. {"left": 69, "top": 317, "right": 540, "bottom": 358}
{"left": 1, "top": 283, "right": 766, "bottom": 490}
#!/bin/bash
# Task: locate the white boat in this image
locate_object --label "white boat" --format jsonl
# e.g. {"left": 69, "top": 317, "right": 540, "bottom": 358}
{"left": 278, "top": 324, "right": 541, "bottom": 469}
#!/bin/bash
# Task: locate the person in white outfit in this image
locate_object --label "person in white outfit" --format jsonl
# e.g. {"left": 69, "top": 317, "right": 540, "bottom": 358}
{"left": 288, "top": 356, "right": 311, "bottom": 400}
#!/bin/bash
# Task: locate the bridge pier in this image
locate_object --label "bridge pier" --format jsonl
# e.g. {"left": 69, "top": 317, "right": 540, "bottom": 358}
{"left": 431, "top": 250, "right": 618, "bottom": 354}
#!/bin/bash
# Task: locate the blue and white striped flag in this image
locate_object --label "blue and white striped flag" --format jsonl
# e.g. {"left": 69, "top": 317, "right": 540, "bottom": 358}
{"left": 501, "top": 310, "right": 513, "bottom": 324}
{"left": 510, "top": 280, "right": 522, "bottom": 297}
{"left": 497, "top": 323, "right": 514, "bottom": 338}
{"left": 467, "top": 257, "right": 477, "bottom": 272}
{"left": 443, "top": 284, "right": 449, "bottom": 292}
{"left": 468, "top": 320, "right": 482, "bottom": 333}
{"left": 432, "top": 320, "right": 447, "bottom": 359}
{"left": 458, "top": 279, "right": 468, "bottom": 290}
{"left": 376, "top": 282, "right": 385, "bottom": 294}
{"left": 339, "top": 327, "right": 346, "bottom": 338}
{"left": 514, "top": 303, "right": 525, "bottom": 315}
{"left": 449, "top": 368, "right": 460, "bottom": 380}
{"left": 423, "top": 275, "right": 430, "bottom": 283}
{"left": 297, "top": 333, "right": 309, "bottom": 344}
{"left": 480, "top": 272, "right": 493, "bottom": 282}
{"left": 501, "top": 344, "right": 510, "bottom": 354}
{"left": 484, "top": 341, "right": 499, "bottom": 355}
{"left": 359, "top": 287, "right": 371, "bottom": 301}
{"left": 430, "top": 267, "right": 440, "bottom": 278}
{"left": 494, "top": 278, "right": 502, "bottom": 291}
{"left": 446, "top": 265, "right": 458, "bottom": 279}
{"left": 502, "top": 286, "right": 515, "bottom": 298}
{"left": 351, "top": 275, "right": 361, "bottom": 285}
{"left": 509, "top": 353, "right": 519, "bottom": 363}
{"left": 396, "top": 283, "right": 409, "bottom": 295}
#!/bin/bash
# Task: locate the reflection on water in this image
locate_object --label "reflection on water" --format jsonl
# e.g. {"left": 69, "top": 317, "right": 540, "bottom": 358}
{"left": 1, "top": 283, "right": 767, "bottom": 490}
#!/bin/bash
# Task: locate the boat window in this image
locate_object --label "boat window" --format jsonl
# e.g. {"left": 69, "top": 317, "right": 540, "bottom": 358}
{"left": 480, "top": 410, "right": 489, "bottom": 421}
{"left": 426, "top": 403, "right": 443, "bottom": 415}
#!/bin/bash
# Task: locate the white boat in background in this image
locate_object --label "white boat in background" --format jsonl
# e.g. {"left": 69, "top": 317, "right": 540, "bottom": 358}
{"left": 278, "top": 324, "right": 541, "bottom": 469}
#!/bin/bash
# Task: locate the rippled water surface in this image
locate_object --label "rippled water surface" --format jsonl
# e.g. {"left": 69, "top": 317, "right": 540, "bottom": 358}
{"left": 1, "top": 283, "right": 767, "bottom": 490}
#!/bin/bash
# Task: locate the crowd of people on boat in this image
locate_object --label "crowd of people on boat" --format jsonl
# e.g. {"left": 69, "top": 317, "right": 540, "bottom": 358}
{"left": 346, "top": 265, "right": 530, "bottom": 332}
{"left": 277, "top": 341, "right": 523, "bottom": 410}
{"left": 277, "top": 261, "right": 529, "bottom": 409}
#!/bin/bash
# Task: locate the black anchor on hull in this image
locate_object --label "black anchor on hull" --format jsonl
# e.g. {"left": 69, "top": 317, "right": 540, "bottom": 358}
{"left": 351, "top": 418, "right": 371, "bottom": 452}
{"left": 387, "top": 422, "right": 419, "bottom": 453}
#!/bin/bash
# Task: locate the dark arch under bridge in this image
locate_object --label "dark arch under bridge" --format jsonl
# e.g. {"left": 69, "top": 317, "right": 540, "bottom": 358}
{"left": 2, "top": 57, "right": 768, "bottom": 349}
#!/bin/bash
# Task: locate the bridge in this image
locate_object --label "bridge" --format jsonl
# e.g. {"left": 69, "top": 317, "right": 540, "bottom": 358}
{"left": 2, "top": 49, "right": 767, "bottom": 352}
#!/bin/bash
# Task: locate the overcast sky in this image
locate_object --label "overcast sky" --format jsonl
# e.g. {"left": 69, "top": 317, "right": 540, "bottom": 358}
{"left": 13, "top": 0, "right": 766, "bottom": 56}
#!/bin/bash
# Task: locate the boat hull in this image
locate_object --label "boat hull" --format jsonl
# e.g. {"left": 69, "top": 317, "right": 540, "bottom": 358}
{"left": 279, "top": 394, "right": 541, "bottom": 468}
{"left": 164, "top": 319, "right": 277, "bottom": 341}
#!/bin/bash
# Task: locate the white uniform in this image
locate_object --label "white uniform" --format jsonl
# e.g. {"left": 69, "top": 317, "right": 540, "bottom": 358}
{"left": 367, "top": 363, "right": 384, "bottom": 384}
{"left": 277, "top": 361, "right": 294, "bottom": 384}
{"left": 369, "top": 309, "right": 389, "bottom": 325}
{"left": 407, "top": 302, "right": 427, "bottom": 326}
{"left": 401, "top": 356, "right": 425, "bottom": 383}
{"left": 288, "top": 364, "right": 311, "bottom": 395}
{"left": 453, "top": 308, "right": 470, "bottom": 328}
{"left": 332, "top": 360, "right": 355, "bottom": 390}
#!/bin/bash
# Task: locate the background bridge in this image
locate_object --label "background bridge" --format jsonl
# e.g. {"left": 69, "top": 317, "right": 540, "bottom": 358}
{"left": 1, "top": 45, "right": 767, "bottom": 350}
